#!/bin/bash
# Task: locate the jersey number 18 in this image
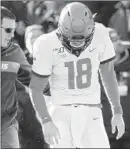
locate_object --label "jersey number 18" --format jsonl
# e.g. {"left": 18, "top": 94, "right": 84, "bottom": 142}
{"left": 65, "top": 58, "right": 92, "bottom": 89}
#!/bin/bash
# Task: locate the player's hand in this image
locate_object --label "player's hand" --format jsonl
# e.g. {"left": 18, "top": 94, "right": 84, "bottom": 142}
{"left": 111, "top": 114, "right": 125, "bottom": 140}
{"left": 43, "top": 121, "right": 61, "bottom": 145}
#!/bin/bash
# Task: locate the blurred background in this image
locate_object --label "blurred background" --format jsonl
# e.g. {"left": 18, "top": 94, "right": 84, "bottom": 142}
{"left": 1, "top": 0, "right": 130, "bottom": 148}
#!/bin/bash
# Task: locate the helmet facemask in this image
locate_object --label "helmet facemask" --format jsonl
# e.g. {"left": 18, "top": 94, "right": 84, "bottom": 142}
{"left": 57, "top": 27, "right": 95, "bottom": 56}
{"left": 57, "top": 2, "right": 95, "bottom": 56}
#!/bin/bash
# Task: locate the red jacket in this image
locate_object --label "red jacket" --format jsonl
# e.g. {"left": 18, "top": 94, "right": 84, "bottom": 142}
{"left": 1, "top": 42, "right": 31, "bottom": 130}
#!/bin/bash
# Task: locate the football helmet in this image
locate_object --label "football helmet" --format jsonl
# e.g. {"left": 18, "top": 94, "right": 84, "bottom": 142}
{"left": 57, "top": 2, "right": 95, "bottom": 56}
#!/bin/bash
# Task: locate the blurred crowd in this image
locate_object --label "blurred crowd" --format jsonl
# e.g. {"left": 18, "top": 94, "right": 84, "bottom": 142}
{"left": 1, "top": 0, "right": 130, "bottom": 148}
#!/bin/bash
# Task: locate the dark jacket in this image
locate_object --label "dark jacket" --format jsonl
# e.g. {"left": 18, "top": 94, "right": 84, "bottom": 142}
{"left": 1, "top": 42, "right": 31, "bottom": 130}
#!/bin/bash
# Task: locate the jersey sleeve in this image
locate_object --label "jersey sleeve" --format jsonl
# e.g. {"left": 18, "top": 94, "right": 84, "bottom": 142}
{"left": 99, "top": 25, "right": 116, "bottom": 64}
{"left": 32, "top": 36, "right": 54, "bottom": 76}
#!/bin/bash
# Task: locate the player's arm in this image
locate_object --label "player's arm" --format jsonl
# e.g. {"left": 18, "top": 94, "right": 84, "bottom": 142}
{"left": 29, "top": 36, "right": 53, "bottom": 122}
{"left": 29, "top": 36, "right": 60, "bottom": 145}
{"left": 99, "top": 59, "right": 125, "bottom": 140}
{"left": 99, "top": 60, "right": 123, "bottom": 115}
{"left": 98, "top": 24, "right": 123, "bottom": 114}
{"left": 99, "top": 24, "right": 125, "bottom": 140}
{"left": 29, "top": 73, "right": 52, "bottom": 123}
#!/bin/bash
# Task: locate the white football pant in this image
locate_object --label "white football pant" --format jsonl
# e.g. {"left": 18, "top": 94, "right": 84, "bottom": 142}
{"left": 48, "top": 104, "right": 110, "bottom": 148}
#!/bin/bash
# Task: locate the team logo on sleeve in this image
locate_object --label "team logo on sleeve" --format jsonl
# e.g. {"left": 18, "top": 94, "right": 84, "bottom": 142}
{"left": 53, "top": 47, "right": 66, "bottom": 58}
{"left": 53, "top": 47, "right": 64, "bottom": 54}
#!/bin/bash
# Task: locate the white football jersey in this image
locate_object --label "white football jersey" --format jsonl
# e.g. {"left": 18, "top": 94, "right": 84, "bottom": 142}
{"left": 32, "top": 23, "right": 115, "bottom": 105}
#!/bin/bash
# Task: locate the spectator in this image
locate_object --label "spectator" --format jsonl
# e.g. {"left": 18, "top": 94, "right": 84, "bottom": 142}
{"left": 25, "top": 24, "right": 44, "bottom": 57}
{"left": 108, "top": 1, "right": 130, "bottom": 41}
{"left": 26, "top": 1, "right": 64, "bottom": 32}
{"left": 26, "top": 1, "right": 57, "bottom": 25}
{"left": 107, "top": 27, "right": 129, "bottom": 66}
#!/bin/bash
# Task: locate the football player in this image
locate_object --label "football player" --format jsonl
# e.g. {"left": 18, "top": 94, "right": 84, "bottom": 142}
{"left": 30, "top": 2, "right": 125, "bottom": 148}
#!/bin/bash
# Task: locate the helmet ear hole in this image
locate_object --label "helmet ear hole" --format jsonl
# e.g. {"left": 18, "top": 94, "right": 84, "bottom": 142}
{"left": 68, "top": 12, "right": 70, "bottom": 16}
{"left": 85, "top": 12, "right": 87, "bottom": 16}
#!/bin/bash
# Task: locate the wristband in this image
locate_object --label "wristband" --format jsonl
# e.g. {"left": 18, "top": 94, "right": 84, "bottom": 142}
{"left": 112, "top": 106, "right": 123, "bottom": 115}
